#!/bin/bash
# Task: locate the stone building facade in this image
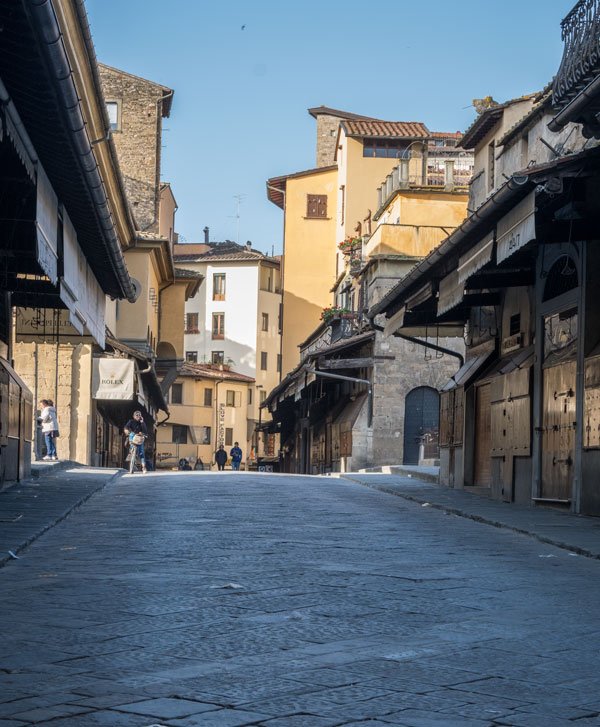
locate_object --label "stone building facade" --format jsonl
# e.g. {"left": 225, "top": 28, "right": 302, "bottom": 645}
{"left": 308, "top": 106, "right": 376, "bottom": 168}
{"left": 99, "top": 64, "right": 173, "bottom": 232}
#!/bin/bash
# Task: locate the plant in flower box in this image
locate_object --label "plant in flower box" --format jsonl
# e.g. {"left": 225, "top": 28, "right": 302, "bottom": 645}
{"left": 320, "top": 305, "right": 351, "bottom": 322}
{"left": 338, "top": 236, "right": 362, "bottom": 255}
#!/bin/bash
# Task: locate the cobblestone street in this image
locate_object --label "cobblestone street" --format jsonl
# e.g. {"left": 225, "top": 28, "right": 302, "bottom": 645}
{"left": 2, "top": 472, "right": 600, "bottom": 726}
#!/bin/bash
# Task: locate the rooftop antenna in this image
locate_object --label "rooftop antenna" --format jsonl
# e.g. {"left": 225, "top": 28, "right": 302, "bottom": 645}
{"left": 229, "top": 194, "right": 246, "bottom": 244}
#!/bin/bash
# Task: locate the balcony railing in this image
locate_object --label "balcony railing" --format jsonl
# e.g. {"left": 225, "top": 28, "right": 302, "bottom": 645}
{"left": 553, "top": 0, "right": 600, "bottom": 107}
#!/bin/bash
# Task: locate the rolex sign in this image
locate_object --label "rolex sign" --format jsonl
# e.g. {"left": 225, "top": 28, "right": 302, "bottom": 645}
{"left": 92, "top": 358, "right": 135, "bottom": 400}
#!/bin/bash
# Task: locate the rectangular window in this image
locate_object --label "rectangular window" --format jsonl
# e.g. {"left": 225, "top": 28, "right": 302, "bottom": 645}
{"left": 213, "top": 273, "right": 226, "bottom": 301}
{"left": 211, "top": 350, "right": 224, "bottom": 364}
{"left": 201, "top": 426, "right": 211, "bottom": 445}
{"left": 306, "top": 194, "right": 327, "bottom": 218}
{"left": 172, "top": 425, "right": 188, "bottom": 444}
{"left": 262, "top": 312, "right": 269, "bottom": 332}
{"left": 225, "top": 427, "right": 233, "bottom": 446}
{"left": 363, "top": 138, "right": 409, "bottom": 158}
{"left": 509, "top": 313, "right": 521, "bottom": 336}
{"left": 185, "top": 312, "right": 199, "bottom": 334}
{"left": 277, "top": 353, "right": 282, "bottom": 373}
{"left": 171, "top": 383, "right": 183, "bottom": 404}
{"left": 212, "top": 313, "right": 225, "bottom": 339}
{"left": 204, "top": 387, "right": 213, "bottom": 406}
{"left": 260, "top": 390, "right": 267, "bottom": 404}
{"left": 260, "top": 352, "right": 268, "bottom": 371}
{"left": 106, "top": 100, "right": 120, "bottom": 131}
{"left": 226, "top": 390, "right": 242, "bottom": 407}
{"left": 248, "top": 387, "right": 253, "bottom": 405}
{"left": 186, "top": 351, "right": 197, "bottom": 363}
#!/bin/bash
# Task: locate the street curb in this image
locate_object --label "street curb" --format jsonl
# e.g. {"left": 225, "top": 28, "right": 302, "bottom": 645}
{"left": 30, "top": 460, "right": 81, "bottom": 479}
{"left": 0, "top": 468, "right": 126, "bottom": 569}
{"left": 340, "top": 474, "right": 600, "bottom": 561}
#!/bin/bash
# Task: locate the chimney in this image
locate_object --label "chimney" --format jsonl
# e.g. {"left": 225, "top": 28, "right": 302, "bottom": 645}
{"left": 203, "top": 226, "right": 209, "bottom": 243}
{"left": 246, "top": 241, "right": 252, "bottom": 251}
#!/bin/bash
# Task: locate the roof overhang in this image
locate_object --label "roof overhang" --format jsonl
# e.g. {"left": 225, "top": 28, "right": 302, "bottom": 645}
{"left": 0, "top": 0, "right": 135, "bottom": 301}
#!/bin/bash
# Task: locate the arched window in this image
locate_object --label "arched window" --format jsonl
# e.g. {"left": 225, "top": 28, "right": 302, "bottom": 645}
{"left": 543, "top": 255, "right": 578, "bottom": 302}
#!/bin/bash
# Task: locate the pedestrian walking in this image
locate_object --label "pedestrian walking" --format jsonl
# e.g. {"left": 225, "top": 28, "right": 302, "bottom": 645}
{"left": 124, "top": 410, "right": 148, "bottom": 474}
{"left": 39, "top": 399, "right": 59, "bottom": 461}
{"left": 230, "top": 441, "right": 242, "bottom": 471}
{"left": 214, "top": 444, "right": 227, "bottom": 471}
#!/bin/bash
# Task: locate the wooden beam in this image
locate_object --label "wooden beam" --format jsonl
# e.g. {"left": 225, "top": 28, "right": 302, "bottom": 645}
{"left": 319, "top": 357, "right": 374, "bottom": 370}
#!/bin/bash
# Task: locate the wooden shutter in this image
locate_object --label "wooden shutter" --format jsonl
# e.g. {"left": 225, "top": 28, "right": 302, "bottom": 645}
{"left": 307, "top": 194, "right": 327, "bottom": 218}
{"left": 439, "top": 391, "right": 452, "bottom": 446}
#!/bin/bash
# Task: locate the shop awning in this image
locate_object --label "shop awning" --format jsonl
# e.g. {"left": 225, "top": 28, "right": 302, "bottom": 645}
{"left": 442, "top": 348, "right": 496, "bottom": 392}
{"left": 405, "top": 282, "right": 435, "bottom": 310}
{"left": 482, "top": 346, "right": 534, "bottom": 378}
{"left": 333, "top": 393, "right": 367, "bottom": 427}
{"left": 496, "top": 191, "right": 536, "bottom": 264}
{"left": 457, "top": 233, "right": 494, "bottom": 283}
{"left": 437, "top": 269, "right": 464, "bottom": 316}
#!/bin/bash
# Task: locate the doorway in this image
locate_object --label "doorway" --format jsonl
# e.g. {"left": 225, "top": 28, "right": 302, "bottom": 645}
{"left": 403, "top": 386, "right": 439, "bottom": 465}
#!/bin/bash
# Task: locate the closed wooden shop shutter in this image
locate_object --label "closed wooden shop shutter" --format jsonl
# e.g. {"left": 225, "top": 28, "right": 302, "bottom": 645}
{"left": 474, "top": 382, "right": 492, "bottom": 486}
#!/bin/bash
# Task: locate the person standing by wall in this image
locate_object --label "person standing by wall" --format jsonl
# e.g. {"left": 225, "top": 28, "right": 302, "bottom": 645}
{"left": 230, "top": 441, "right": 242, "bottom": 471}
{"left": 214, "top": 444, "right": 227, "bottom": 471}
{"left": 39, "top": 399, "right": 59, "bottom": 461}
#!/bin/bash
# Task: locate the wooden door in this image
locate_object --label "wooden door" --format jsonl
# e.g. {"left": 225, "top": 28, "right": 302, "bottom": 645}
{"left": 541, "top": 361, "right": 576, "bottom": 501}
{"left": 474, "top": 383, "right": 492, "bottom": 486}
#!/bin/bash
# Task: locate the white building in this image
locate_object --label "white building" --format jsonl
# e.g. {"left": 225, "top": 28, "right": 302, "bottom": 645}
{"left": 173, "top": 240, "right": 282, "bottom": 456}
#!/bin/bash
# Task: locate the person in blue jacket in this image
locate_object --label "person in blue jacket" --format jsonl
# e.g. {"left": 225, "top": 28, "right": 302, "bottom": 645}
{"left": 230, "top": 441, "right": 243, "bottom": 471}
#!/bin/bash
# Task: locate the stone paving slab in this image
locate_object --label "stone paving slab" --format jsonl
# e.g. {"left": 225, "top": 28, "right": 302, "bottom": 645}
{"left": 3, "top": 472, "right": 600, "bottom": 724}
{"left": 0, "top": 465, "right": 123, "bottom": 567}
{"left": 339, "top": 472, "right": 600, "bottom": 559}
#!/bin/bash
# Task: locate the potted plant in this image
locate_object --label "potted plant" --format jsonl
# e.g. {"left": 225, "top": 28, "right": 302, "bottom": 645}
{"left": 338, "top": 236, "right": 362, "bottom": 255}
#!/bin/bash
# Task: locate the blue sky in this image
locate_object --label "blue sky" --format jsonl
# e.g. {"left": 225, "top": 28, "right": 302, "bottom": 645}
{"left": 87, "top": 0, "right": 574, "bottom": 255}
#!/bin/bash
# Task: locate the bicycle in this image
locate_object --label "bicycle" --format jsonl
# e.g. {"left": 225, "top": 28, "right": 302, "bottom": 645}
{"left": 128, "top": 433, "right": 147, "bottom": 474}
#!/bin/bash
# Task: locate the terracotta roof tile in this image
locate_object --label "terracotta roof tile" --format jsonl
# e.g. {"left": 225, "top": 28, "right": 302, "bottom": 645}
{"left": 178, "top": 361, "right": 255, "bottom": 383}
{"left": 343, "top": 119, "right": 429, "bottom": 138}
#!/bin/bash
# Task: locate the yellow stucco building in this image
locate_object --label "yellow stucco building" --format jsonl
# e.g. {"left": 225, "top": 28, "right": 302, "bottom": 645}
{"left": 155, "top": 362, "right": 254, "bottom": 469}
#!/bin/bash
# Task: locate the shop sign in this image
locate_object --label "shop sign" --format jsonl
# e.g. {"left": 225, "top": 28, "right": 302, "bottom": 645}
{"left": 92, "top": 358, "right": 135, "bottom": 400}
{"left": 496, "top": 192, "right": 536, "bottom": 264}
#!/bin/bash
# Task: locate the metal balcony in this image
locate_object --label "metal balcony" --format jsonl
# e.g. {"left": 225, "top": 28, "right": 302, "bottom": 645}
{"left": 553, "top": 0, "right": 600, "bottom": 108}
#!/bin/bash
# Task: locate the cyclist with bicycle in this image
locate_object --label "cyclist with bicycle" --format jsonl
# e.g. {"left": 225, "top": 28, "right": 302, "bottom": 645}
{"left": 124, "top": 410, "right": 148, "bottom": 474}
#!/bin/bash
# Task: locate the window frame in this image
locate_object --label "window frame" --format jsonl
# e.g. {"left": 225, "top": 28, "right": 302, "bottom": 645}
{"left": 261, "top": 312, "right": 269, "bottom": 332}
{"left": 170, "top": 382, "right": 183, "bottom": 405}
{"left": 172, "top": 424, "right": 188, "bottom": 444}
{"left": 213, "top": 273, "right": 226, "bottom": 301}
{"left": 204, "top": 388, "right": 213, "bottom": 407}
{"left": 185, "top": 312, "right": 199, "bottom": 334}
{"left": 211, "top": 350, "right": 224, "bottom": 365}
{"left": 185, "top": 351, "right": 198, "bottom": 363}
{"left": 106, "top": 99, "right": 122, "bottom": 132}
{"left": 306, "top": 194, "right": 328, "bottom": 219}
{"left": 260, "top": 351, "right": 268, "bottom": 371}
{"left": 226, "top": 390, "right": 241, "bottom": 407}
{"left": 225, "top": 427, "right": 233, "bottom": 446}
{"left": 212, "top": 312, "right": 225, "bottom": 340}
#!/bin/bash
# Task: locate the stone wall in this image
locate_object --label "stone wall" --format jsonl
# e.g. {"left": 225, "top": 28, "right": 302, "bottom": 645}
{"left": 371, "top": 331, "right": 463, "bottom": 465}
{"left": 99, "top": 66, "right": 164, "bottom": 231}
{"left": 13, "top": 341, "right": 93, "bottom": 464}
{"left": 316, "top": 114, "right": 341, "bottom": 168}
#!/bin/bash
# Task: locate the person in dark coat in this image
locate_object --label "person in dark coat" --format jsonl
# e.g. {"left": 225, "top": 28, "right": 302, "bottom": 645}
{"left": 214, "top": 444, "right": 227, "bottom": 471}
